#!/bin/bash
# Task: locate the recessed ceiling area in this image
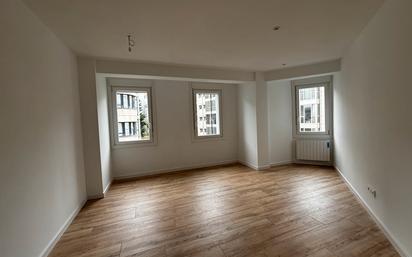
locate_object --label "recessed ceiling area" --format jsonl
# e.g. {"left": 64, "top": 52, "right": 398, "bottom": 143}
{"left": 22, "top": 0, "right": 384, "bottom": 70}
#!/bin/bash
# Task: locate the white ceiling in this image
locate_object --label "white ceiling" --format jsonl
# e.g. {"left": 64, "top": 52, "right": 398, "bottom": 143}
{"left": 23, "top": 0, "right": 384, "bottom": 71}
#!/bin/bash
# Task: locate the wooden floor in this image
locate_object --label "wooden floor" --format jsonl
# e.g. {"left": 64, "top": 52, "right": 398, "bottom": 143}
{"left": 50, "top": 164, "right": 400, "bottom": 257}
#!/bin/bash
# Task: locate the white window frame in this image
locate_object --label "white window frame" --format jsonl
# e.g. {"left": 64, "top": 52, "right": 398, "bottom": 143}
{"left": 191, "top": 86, "right": 223, "bottom": 140}
{"left": 292, "top": 75, "right": 333, "bottom": 138}
{"left": 108, "top": 78, "right": 156, "bottom": 148}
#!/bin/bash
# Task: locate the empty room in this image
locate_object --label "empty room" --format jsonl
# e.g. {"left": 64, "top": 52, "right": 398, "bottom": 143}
{"left": 1, "top": 0, "right": 411, "bottom": 257}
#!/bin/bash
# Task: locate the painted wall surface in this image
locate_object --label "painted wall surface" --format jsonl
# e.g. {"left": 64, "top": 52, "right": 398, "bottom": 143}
{"left": 255, "top": 73, "right": 270, "bottom": 168}
{"left": 77, "top": 58, "right": 104, "bottom": 198}
{"left": 267, "top": 80, "right": 293, "bottom": 165}
{"left": 96, "top": 59, "right": 255, "bottom": 82}
{"left": 0, "top": 0, "right": 86, "bottom": 256}
{"left": 264, "top": 59, "right": 341, "bottom": 81}
{"left": 334, "top": 0, "right": 412, "bottom": 255}
{"left": 96, "top": 75, "right": 112, "bottom": 192}
{"left": 237, "top": 83, "right": 258, "bottom": 168}
{"left": 111, "top": 80, "right": 238, "bottom": 177}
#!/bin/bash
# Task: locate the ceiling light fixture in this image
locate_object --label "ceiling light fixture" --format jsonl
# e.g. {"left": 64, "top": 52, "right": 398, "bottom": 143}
{"left": 273, "top": 25, "right": 281, "bottom": 31}
{"left": 127, "top": 34, "right": 135, "bottom": 52}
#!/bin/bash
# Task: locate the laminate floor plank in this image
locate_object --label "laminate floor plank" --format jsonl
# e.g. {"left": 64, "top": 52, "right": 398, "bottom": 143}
{"left": 49, "top": 164, "right": 400, "bottom": 257}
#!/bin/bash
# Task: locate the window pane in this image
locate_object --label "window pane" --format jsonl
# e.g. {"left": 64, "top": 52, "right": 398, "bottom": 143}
{"left": 195, "top": 91, "right": 221, "bottom": 137}
{"left": 116, "top": 94, "right": 122, "bottom": 108}
{"left": 125, "top": 122, "right": 130, "bottom": 136}
{"left": 118, "top": 122, "right": 124, "bottom": 136}
{"left": 298, "top": 86, "right": 325, "bottom": 133}
{"left": 122, "top": 95, "right": 128, "bottom": 108}
{"left": 115, "top": 90, "right": 151, "bottom": 142}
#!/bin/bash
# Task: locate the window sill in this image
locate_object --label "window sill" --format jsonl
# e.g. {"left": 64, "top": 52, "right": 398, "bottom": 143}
{"left": 192, "top": 135, "right": 225, "bottom": 143}
{"left": 111, "top": 140, "right": 157, "bottom": 149}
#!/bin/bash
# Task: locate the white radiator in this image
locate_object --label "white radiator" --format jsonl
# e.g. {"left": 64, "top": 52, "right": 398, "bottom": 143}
{"left": 296, "top": 139, "right": 331, "bottom": 162}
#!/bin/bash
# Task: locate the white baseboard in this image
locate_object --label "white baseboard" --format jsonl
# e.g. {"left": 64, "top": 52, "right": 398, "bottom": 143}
{"left": 114, "top": 159, "right": 289, "bottom": 180}
{"left": 114, "top": 160, "right": 238, "bottom": 180}
{"left": 39, "top": 199, "right": 86, "bottom": 257}
{"left": 87, "top": 180, "right": 113, "bottom": 200}
{"left": 257, "top": 165, "right": 271, "bottom": 170}
{"left": 238, "top": 160, "right": 273, "bottom": 171}
{"left": 334, "top": 166, "right": 409, "bottom": 257}
{"left": 238, "top": 160, "right": 258, "bottom": 170}
{"left": 87, "top": 193, "right": 104, "bottom": 200}
{"left": 103, "top": 179, "right": 113, "bottom": 196}
{"left": 270, "top": 160, "right": 293, "bottom": 167}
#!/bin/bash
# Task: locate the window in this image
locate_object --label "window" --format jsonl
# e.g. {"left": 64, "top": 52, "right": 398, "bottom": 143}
{"left": 296, "top": 86, "right": 326, "bottom": 133}
{"left": 116, "top": 94, "right": 122, "bottom": 108}
{"left": 193, "top": 89, "right": 222, "bottom": 138}
{"left": 304, "top": 106, "right": 312, "bottom": 123}
{"left": 293, "top": 76, "right": 332, "bottom": 135}
{"left": 111, "top": 87, "right": 153, "bottom": 144}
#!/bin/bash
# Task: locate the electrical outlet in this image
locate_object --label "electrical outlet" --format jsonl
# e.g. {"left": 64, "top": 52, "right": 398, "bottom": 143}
{"left": 371, "top": 189, "right": 377, "bottom": 198}
{"left": 367, "top": 185, "right": 377, "bottom": 198}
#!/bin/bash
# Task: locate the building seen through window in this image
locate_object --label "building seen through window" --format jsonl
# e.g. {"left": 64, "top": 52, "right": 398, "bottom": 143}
{"left": 298, "top": 86, "right": 326, "bottom": 132}
{"left": 194, "top": 91, "right": 221, "bottom": 137}
{"left": 116, "top": 91, "right": 151, "bottom": 142}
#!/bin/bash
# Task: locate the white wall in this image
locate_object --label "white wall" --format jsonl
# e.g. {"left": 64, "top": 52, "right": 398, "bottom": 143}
{"left": 255, "top": 73, "right": 270, "bottom": 168}
{"left": 96, "top": 75, "right": 112, "bottom": 192}
{"left": 237, "top": 82, "right": 258, "bottom": 168}
{"left": 264, "top": 59, "right": 341, "bottom": 81}
{"left": 77, "top": 58, "right": 104, "bottom": 198}
{"left": 96, "top": 59, "right": 255, "bottom": 83}
{"left": 0, "top": 1, "right": 86, "bottom": 256}
{"left": 334, "top": 0, "right": 412, "bottom": 255}
{"left": 111, "top": 80, "right": 238, "bottom": 178}
{"left": 267, "top": 80, "right": 293, "bottom": 165}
